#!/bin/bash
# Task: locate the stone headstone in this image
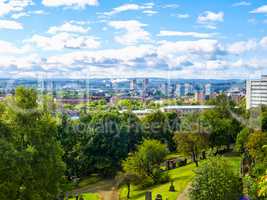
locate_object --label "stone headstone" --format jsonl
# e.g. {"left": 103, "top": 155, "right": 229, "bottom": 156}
{"left": 155, "top": 194, "right": 162, "bottom": 200}
{"left": 169, "top": 181, "right": 175, "bottom": 192}
{"left": 145, "top": 191, "right": 152, "bottom": 200}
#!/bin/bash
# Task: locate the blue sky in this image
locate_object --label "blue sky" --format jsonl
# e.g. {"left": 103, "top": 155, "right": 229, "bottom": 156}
{"left": 1, "top": 0, "right": 267, "bottom": 79}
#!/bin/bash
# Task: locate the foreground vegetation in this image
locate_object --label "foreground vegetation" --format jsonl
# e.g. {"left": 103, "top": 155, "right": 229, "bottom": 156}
{"left": 0, "top": 87, "right": 266, "bottom": 199}
{"left": 119, "top": 155, "right": 241, "bottom": 200}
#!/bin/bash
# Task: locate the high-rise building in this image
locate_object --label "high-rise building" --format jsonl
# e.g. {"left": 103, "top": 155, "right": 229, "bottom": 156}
{"left": 205, "top": 84, "right": 211, "bottom": 96}
{"left": 160, "top": 82, "right": 168, "bottom": 97}
{"left": 246, "top": 75, "right": 267, "bottom": 109}
{"left": 184, "top": 83, "right": 193, "bottom": 96}
{"left": 175, "top": 83, "right": 181, "bottom": 97}
{"left": 142, "top": 78, "right": 149, "bottom": 97}
{"left": 130, "top": 79, "right": 137, "bottom": 95}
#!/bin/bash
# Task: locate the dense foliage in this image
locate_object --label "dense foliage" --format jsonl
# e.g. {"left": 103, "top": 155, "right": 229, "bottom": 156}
{"left": 189, "top": 157, "right": 241, "bottom": 200}
{"left": 0, "top": 87, "right": 65, "bottom": 200}
{"left": 174, "top": 132, "right": 208, "bottom": 166}
{"left": 122, "top": 140, "right": 168, "bottom": 186}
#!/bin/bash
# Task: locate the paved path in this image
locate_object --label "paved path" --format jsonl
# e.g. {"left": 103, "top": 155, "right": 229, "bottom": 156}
{"left": 176, "top": 184, "right": 191, "bottom": 200}
{"left": 72, "top": 179, "right": 119, "bottom": 200}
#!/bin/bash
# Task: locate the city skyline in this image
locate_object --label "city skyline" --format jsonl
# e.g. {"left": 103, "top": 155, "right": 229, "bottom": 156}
{"left": 1, "top": 0, "right": 267, "bottom": 79}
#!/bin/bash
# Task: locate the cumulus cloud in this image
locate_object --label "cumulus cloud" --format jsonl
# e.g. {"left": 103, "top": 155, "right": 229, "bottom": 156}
{"left": 0, "top": 40, "right": 31, "bottom": 54}
{"left": 260, "top": 36, "right": 267, "bottom": 47}
{"left": 27, "top": 32, "right": 100, "bottom": 50}
{"left": 251, "top": 5, "right": 267, "bottom": 14}
{"left": 0, "top": 19, "right": 23, "bottom": 30}
{"left": 228, "top": 40, "right": 257, "bottom": 54}
{"left": 42, "top": 0, "right": 98, "bottom": 8}
{"left": 158, "top": 39, "right": 225, "bottom": 56}
{"left": 48, "top": 22, "right": 90, "bottom": 34}
{"left": 108, "top": 20, "right": 150, "bottom": 45}
{"left": 198, "top": 11, "right": 224, "bottom": 23}
{"left": 0, "top": 0, "right": 33, "bottom": 16}
{"left": 11, "top": 12, "right": 29, "bottom": 19}
{"left": 158, "top": 31, "right": 215, "bottom": 38}
{"left": 197, "top": 11, "right": 224, "bottom": 29}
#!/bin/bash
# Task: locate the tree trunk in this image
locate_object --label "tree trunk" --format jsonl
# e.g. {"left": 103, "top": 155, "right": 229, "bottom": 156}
{"left": 192, "top": 151, "right": 198, "bottom": 167}
{"left": 127, "top": 183, "right": 130, "bottom": 199}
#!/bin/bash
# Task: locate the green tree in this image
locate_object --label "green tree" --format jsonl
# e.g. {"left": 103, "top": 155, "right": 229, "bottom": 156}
{"left": 123, "top": 139, "right": 168, "bottom": 183}
{"left": 0, "top": 87, "right": 65, "bottom": 200}
{"left": 189, "top": 157, "right": 241, "bottom": 200}
{"left": 202, "top": 94, "right": 241, "bottom": 149}
{"left": 115, "top": 172, "right": 141, "bottom": 199}
{"left": 143, "top": 111, "right": 175, "bottom": 151}
{"left": 174, "top": 132, "right": 208, "bottom": 167}
{"left": 235, "top": 127, "right": 250, "bottom": 153}
{"left": 246, "top": 131, "right": 267, "bottom": 162}
{"left": 121, "top": 112, "right": 144, "bottom": 152}
{"left": 83, "top": 112, "right": 128, "bottom": 176}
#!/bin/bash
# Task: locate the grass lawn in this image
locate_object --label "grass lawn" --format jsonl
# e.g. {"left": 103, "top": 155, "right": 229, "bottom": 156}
{"left": 67, "top": 193, "right": 99, "bottom": 200}
{"left": 120, "top": 155, "right": 241, "bottom": 200}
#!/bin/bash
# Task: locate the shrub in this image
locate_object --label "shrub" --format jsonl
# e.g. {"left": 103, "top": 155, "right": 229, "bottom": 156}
{"left": 189, "top": 157, "right": 242, "bottom": 200}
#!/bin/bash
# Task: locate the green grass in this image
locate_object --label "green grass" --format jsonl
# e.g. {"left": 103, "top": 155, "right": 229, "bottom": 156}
{"left": 67, "top": 193, "right": 99, "bottom": 200}
{"left": 77, "top": 174, "right": 103, "bottom": 188}
{"left": 120, "top": 162, "right": 197, "bottom": 200}
{"left": 120, "top": 155, "right": 241, "bottom": 200}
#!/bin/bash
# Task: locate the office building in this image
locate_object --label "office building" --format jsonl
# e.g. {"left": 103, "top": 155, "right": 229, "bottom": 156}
{"left": 130, "top": 79, "right": 137, "bottom": 96}
{"left": 184, "top": 83, "right": 193, "bottom": 96}
{"left": 142, "top": 78, "right": 149, "bottom": 97}
{"left": 205, "top": 84, "right": 211, "bottom": 96}
{"left": 246, "top": 75, "right": 267, "bottom": 109}
{"left": 175, "top": 84, "right": 182, "bottom": 97}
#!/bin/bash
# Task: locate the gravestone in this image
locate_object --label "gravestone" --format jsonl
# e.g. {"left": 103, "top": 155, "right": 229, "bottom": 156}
{"left": 155, "top": 194, "right": 162, "bottom": 200}
{"left": 145, "top": 191, "right": 152, "bottom": 200}
{"left": 169, "top": 181, "right": 175, "bottom": 192}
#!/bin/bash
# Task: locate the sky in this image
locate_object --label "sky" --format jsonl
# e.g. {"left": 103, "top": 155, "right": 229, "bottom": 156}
{"left": 1, "top": 0, "right": 267, "bottom": 79}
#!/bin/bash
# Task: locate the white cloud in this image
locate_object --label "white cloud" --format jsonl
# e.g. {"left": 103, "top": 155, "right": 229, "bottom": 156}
{"left": 0, "top": 19, "right": 23, "bottom": 30}
{"left": 11, "top": 12, "right": 29, "bottom": 19}
{"left": 0, "top": 0, "right": 33, "bottom": 16}
{"left": 143, "top": 10, "right": 157, "bottom": 16}
{"left": 158, "top": 31, "right": 215, "bottom": 38}
{"left": 0, "top": 40, "right": 31, "bottom": 54}
{"left": 104, "top": 4, "right": 140, "bottom": 16}
{"left": 108, "top": 20, "right": 150, "bottom": 45}
{"left": 30, "top": 10, "right": 48, "bottom": 15}
{"left": 27, "top": 32, "right": 100, "bottom": 50}
{"left": 48, "top": 22, "right": 89, "bottom": 34}
{"left": 228, "top": 40, "right": 257, "bottom": 54}
{"left": 42, "top": 0, "right": 98, "bottom": 8}
{"left": 158, "top": 39, "right": 223, "bottom": 54}
{"left": 198, "top": 11, "right": 224, "bottom": 23}
{"left": 161, "top": 4, "right": 179, "bottom": 9}
{"left": 251, "top": 5, "right": 267, "bottom": 14}
{"left": 176, "top": 14, "right": 190, "bottom": 19}
{"left": 102, "top": 3, "right": 154, "bottom": 16}
{"left": 232, "top": 1, "right": 251, "bottom": 7}
{"left": 197, "top": 11, "right": 224, "bottom": 29}
{"left": 260, "top": 36, "right": 267, "bottom": 47}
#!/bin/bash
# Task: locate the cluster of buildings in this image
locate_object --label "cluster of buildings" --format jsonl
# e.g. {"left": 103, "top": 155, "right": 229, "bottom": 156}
{"left": 129, "top": 78, "right": 213, "bottom": 102}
